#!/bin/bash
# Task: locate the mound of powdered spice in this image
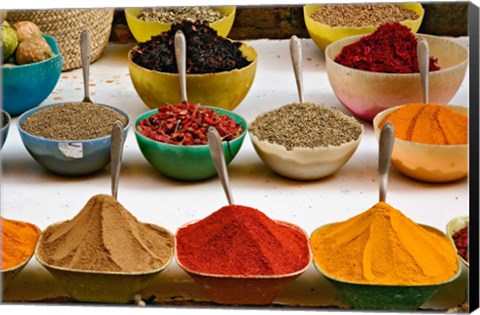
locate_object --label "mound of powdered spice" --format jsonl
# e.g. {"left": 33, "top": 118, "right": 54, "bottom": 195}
{"left": 36, "top": 194, "right": 174, "bottom": 272}
{"left": 379, "top": 103, "right": 467, "bottom": 145}
{"left": 334, "top": 22, "right": 440, "bottom": 73}
{"left": 131, "top": 20, "right": 251, "bottom": 74}
{"left": 310, "top": 202, "right": 459, "bottom": 285}
{"left": 176, "top": 205, "right": 310, "bottom": 276}
{"left": 1, "top": 217, "right": 41, "bottom": 270}
{"left": 21, "top": 103, "right": 128, "bottom": 140}
{"left": 249, "top": 102, "right": 362, "bottom": 150}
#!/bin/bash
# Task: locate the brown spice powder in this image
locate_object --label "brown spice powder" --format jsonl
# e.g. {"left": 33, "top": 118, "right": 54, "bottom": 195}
{"left": 37, "top": 194, "right": 174, "bottom": 272}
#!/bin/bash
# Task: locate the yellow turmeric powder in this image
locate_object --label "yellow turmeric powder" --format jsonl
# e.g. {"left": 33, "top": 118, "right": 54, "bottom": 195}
{"left": 1, "top": 217, "right": 41, "bottom": 270}
{"left": 310, "top": 202, "right": 459, "bottom": 285}
{"left": 380, "top": 103, "right": 467, "bottom": 145}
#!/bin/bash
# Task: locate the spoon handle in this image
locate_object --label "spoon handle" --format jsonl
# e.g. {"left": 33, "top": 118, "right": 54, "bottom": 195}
{"left": 174, "top": 30, "right": 188, "bottom": 103}
{"left": 417, "top": 39, "right": 429, "bottom": 104}
{"left": 208, "top": 126, "right": 234, "bottom": 205}
{"left": 290, "top": 35, "right": 304, "bottom": 104}
{"left": 80, "top": 30, "right": 92, "bottom": 103}
{"left": 111, "top": 120, "right": 125, "bottom": 200}
{"left": 378, "top": 122, "right": 395, "bottom": 203}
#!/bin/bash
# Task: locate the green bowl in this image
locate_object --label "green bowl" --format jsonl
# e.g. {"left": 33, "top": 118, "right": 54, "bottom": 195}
{"left": 134, "top": 106, "right": 247, "bottom": 181}
{"left": 311, "top": 224, "right": 462, "bottom": 310}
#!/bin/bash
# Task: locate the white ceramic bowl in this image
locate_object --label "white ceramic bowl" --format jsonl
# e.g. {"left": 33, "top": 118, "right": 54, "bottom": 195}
{"left": 446, "top": 216, "right": 469, "bottom": 268}
{"left": 249, "top": 125, "right": 363, "bottom": 181}
{"left": 373, "top": 104, "right": 468, "bottom": 183}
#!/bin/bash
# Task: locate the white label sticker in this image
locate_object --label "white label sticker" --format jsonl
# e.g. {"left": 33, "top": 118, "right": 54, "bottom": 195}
{"left": 58, "top": 142, "right": 84, "bottom": 159}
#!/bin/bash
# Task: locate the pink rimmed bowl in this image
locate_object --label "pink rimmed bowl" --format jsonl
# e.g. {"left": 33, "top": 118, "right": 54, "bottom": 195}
{"left": 325, "top": 34, "right": 468, "bottom": 122}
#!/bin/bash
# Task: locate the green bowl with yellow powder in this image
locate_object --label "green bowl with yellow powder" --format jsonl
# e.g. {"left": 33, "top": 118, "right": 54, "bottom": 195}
{"left": 310, "top": 222, "right": 462, "bottom": 310}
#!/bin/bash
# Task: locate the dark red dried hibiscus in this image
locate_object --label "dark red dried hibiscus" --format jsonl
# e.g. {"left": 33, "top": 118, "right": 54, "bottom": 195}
{"left": 334, "top": 22, "right": 440, "bottom": 74}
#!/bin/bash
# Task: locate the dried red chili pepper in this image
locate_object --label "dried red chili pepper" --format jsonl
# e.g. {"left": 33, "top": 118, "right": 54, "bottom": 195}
{"left": 452, "top": 226, "right": 468, "bottom": 262}
{"left": 334, "top": 22, "right": 440, "bottom": 74}
{"left": 137, "top": 102, "right": 243, "bottom": 146}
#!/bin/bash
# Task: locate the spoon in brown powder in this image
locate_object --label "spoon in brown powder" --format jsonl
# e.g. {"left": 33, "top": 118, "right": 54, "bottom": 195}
{"left": 110, "top": 120, "right": 125, "bottom": 200}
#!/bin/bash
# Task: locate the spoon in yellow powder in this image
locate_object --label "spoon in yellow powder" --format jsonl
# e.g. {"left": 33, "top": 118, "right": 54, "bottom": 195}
{"left": 378, "top": 122, "right": 395, "bottom": 202}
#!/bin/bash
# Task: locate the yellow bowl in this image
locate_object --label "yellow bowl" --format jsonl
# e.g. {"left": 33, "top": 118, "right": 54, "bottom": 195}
{"left": 128, "top": 42, "right": 257, "bottom": 111}
{"left": 35, "top": 221, "right": 174, "bottom": 303}
{"left": 175, "top": 220, "right": 312, "bottom": 305}
{"left": 326, "top": 34, "right": 469, "bottom": 121}
{"left": 446, "top": 216, "right": 469, "bottom": 268}
{"left": 125, "top": 6, "right": 236, "bottom": 43}
{"left": 373, "top": 105, "right": 468, "bottom": 183}
{"left": 304, "top": 3, "right": 424, "bottom": 51}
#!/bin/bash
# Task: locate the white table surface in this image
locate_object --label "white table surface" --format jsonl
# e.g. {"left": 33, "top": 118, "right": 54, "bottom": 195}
{"left": 1, "top": 38, "right": 470, "bottom": 309}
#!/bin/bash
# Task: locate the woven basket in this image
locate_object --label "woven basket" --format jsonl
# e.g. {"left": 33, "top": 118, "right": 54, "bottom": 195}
{"left": 7, "top": 9, "right": 114, "bottom": 71}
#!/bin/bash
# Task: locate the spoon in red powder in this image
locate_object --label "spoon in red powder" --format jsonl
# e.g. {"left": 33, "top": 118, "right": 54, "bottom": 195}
{"left": 208, "top": 126, "right": 234, "bottom": 205}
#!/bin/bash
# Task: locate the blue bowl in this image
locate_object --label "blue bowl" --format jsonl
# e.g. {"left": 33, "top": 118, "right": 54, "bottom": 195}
{"left": 2, "top": 34, "right": 63, "bottom": 117}
{"left": 1, "top": 110, "right": 11, "bottom": 149}
{"left": 17, "top": 103, "right": 130, "bottom": 176}
{"left": 134, "top": 106, "right": 247, "bottom": 181}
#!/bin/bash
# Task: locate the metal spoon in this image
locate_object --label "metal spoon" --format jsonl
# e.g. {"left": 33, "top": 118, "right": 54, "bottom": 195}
{"left": 378, "top": 122, "right": 395, "bottom": 203}
{"left": 290, "top": 35, "right": 304, "bottom": 104}
{"left": 110, "top": 120, "right": 125, "bottom": 200}
{"left": 80, "top": 30, "right": 92, "bottom": 103}
{"left": 208, "top": 126, "right": 234, "bottom": 205}
{"left": 174, "top": 30, "right": 188, "bottom": 103}
{"left": 417, "top": 38, "right": 429, "bottom": 104}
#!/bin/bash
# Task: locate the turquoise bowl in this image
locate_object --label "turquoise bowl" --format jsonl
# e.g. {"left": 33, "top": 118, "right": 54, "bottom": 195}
{"left": 311, "top": 224, "right": 462, "bottom": 310}
{"left": 2, "top": 35, "right": 64, "bottom": 117}
{"left": 17, "top": 104, "right": 130, "bottom": 176}
{"left": 1, "top": 110, "right": 11, "bottom": 149}
{"left": 134, "top": 106, "right": 247, "bottom": 181}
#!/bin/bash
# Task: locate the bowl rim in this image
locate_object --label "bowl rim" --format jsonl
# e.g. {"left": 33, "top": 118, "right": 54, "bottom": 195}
{"left": 134, "top": 105, "right": 247, "bottom": 148}
{"left": 372, "top": 104, "right": 469, "bottom": 148}
{"left": 127, "top": 40, "right": 257, "bottom": 77}
{"left": 310, "top": 222, "right": 462, "bottom": 287}
{"left": 446, "top": 215, "right": 469, "bottom": 267}
{"left": 174, "top": 218, "right": 313, "bottom": 279}
{"left": 17, "top": 102, "right": 131, "bottom": 143}
{"left": 303, "top": 3, "right": 425, "bottom": 31}
{"left": 1, "top": 110, "right": 11, "bottom": 132}
{"left": 124, "top": 6, "right": 236, "bottom": 27}
{"left": 1, "top": 34, "right": 63, "bottom": 70}
{"left": 248, "top": 104, "right": 365, "bottom": 152}
{"left": 34, "top": 220, "right": 175, "bottom": 276}
{"left": 325, "top": 33, "right": 469, "bottom": 76}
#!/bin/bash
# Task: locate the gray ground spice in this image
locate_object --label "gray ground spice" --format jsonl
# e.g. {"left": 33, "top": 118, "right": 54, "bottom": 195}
{"left": 310, "top": 4, "right": 419, "bottom": 28}
{"left": 249, "top": 103, "right": 362, "bottom": 150}
{"left": 21, "top": 103, "right": 128, "bottom": 140}
{"left": 138, "top": 7, "right": 226, "bottom": 24}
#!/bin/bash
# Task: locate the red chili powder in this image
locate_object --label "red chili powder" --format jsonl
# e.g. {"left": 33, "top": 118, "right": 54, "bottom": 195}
{"left": 176, "top": 205, "right": 310, "bottom": 276}
{"left": 334, "top": 22, "right": 440, "bottom": 73}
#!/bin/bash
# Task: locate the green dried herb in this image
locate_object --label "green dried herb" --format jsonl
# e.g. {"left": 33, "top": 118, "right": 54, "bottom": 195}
{"left": 249, "top": 103, "right": 362, "bottom": 150}
{"left": 21, "top": 103, "right": 127, "bottom": 140}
